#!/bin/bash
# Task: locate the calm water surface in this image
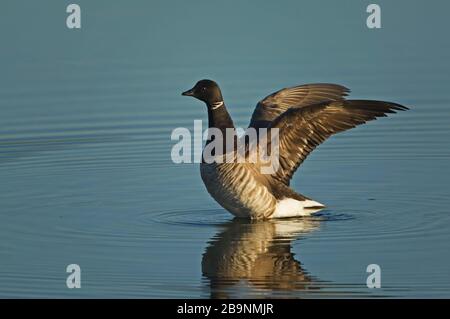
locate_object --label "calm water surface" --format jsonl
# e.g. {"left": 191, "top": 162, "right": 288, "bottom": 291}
{"left": 1, "top": 1, "right": 449, "bottom": 298}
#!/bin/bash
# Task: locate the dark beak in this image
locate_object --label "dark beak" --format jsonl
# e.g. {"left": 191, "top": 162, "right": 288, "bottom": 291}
{"left": 182, "top": 88, "right": 195, "bottom": 96}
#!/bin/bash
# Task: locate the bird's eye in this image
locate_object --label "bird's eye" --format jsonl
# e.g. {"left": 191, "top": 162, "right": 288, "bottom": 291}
{"left": 202, "top": 87, "right": 206, "bottom": 91}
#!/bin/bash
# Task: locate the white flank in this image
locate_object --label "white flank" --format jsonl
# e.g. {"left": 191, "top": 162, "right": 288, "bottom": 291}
{"left": 271, "top": 198, "right": 325, "bottom": 218}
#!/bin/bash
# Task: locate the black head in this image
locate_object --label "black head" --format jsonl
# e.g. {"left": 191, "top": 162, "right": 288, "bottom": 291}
{"left": 182, "top": 79, "right": 223, "bottom": 105}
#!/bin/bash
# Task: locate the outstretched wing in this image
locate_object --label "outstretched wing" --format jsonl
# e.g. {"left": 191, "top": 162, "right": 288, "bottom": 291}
{"left": 249, "top": 83, "right": 350, "bottom": 129}
{"left": 262, "top": 100, "right": 408, "bottom": 185}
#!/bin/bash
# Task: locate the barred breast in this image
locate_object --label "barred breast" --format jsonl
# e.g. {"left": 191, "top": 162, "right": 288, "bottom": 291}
{"left": 200, "top": 161, "right": 276, "bottom": 219}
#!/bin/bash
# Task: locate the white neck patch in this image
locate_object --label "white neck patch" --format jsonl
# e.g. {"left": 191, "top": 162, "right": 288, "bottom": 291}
{"left": 211, "top": 101, "right": 224, "bottom": 110}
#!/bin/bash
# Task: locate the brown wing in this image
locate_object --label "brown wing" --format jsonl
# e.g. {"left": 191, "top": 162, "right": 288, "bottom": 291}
{"left": 249, "top": 83, "right": 350, "bottom": 129}
{"left": 264, "top": 100, "right": 408, "bottom": 185}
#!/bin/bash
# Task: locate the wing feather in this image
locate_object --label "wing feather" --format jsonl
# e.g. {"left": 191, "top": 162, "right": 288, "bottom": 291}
{"left": 260, "top": 100, "right": 408, "bottom": 185}
{"left": 249, "top": 83, "right": 350, "bottom": 129}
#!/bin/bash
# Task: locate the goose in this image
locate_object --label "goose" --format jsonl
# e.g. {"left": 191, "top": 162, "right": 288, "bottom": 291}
{"left": 182, "top": 79, "right": 408, "bottom": 219}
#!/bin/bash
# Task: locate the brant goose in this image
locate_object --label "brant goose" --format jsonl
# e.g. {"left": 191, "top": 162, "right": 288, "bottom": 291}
{"left": 182, "top": 80, "right": 408, "bottom": 219}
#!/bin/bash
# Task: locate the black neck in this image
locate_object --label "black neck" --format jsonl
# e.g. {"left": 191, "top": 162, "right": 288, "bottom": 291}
{"left": 204, "top": 102, "right": 236, "bottom": 157}
{"left": 207, "top": 102, "right": 235, "bottom": 132}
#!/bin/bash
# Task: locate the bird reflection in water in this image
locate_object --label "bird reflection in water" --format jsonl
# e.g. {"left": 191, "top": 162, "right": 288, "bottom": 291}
{"left": 202, "top": 214, "right": 322, "bottom": 298}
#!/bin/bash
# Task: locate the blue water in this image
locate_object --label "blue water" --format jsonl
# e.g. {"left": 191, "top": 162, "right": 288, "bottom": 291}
{"left": 0, "top": 0, "right": 449, "bottom": 298}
